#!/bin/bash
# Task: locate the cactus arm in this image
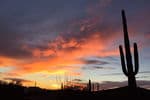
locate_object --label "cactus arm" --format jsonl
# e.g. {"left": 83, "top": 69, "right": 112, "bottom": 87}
{"left": 133, "top": 43, "right": 139, "bottom": 75}
{"left": 122, "top": 10, "right": 133, "bottom": 73}
{"left": 119, "top": 45, "right": 128, "bottom": 76}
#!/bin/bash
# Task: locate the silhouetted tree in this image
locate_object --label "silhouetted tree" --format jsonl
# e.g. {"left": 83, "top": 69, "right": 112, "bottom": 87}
{"left": 119, "top": 10, "right": 139, "bottom": 90}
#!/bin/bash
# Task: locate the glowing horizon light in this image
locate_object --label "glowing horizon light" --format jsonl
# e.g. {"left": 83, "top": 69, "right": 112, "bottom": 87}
{"left": 50, "top": 83, "right": 61, "bottom": 90}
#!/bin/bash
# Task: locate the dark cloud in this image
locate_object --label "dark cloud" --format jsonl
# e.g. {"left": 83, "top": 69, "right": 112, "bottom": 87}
{"left": 80, "top": 56, "right": 115, "bottom": 70}
{"left": 99, "top": 71, "right": 150, "bottom": 76}
{"left": 81, "top": 57, "right": 109, "bottom": 65}
{"left": 83, "top": 59, "right": 109, "bottom": 65}
{"left": 0, "top": 19, "right": 33, "bottom": 59}
{"left": 82, "top": 65, "right": 114, "bottom": 70}
{"left": 0, "top": 0, "right": 88, "bottom": 59}
{"left": 100, "top": 73, "right": 122, "bottom": 76}
{"left": 0, "top": 0, "right": 118, "bottom": 60}
{"left": 139, "top": 71, "right": 150, "bottom": 74}
{"left": 49, "top": 37, "right": 82, "bottom": 52}
{"left": 97, "top": 71, "right": 150, "bottom": 78}
{"left": 137, "top": 76, "right": 150, "bottom": 79}
{"left": 93, "top": 66, "right": 106, "bottom": 69}
{"left": 60, "top": 16, "right": 116, "bottom": 45}
{"left": 72, "top": 79, "right": 83, "bottom": 82}
{"left": 101, "top": 56, "right": 119, "bottom": 61}
{"left": 0, "top": 0, "right": 149, "bottom": 60}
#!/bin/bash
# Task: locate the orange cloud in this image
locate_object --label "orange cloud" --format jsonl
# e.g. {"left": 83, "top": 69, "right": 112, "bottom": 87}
{"left": 0, "top": 29, "right": 121, "bottom": 89}
{"left": 0, "top": 31, "right": 119, "bottom": 76}
{"left": 0, "top": 56, "right": 17, "bottom": 67}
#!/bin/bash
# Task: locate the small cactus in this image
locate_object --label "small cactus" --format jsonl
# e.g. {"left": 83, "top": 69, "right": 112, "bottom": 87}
{"left": 119, "top": 10, "right": 139, "bottom": 90}
{"left": 34, "top": 81, "right": 36, "bottom": 87}
{"left": 96, "top": 83, "right": 100, "bottom": 91}
{"left": 88, "top": 79, "right": 91, "bottom": 92}
{"left": 92, "top": 83, "right": 95, "bottom": 92}
{"left": 61, "top": 82, "right": 64, "bottom": 91}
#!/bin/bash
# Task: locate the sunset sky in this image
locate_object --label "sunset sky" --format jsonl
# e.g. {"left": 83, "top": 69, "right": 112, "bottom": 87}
{"left": 0, "top": 0, "right": 150, "bottom": 89}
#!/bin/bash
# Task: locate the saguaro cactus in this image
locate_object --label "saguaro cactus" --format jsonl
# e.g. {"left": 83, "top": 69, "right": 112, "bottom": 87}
{"left": 96, "top": 83, "right": 100, "bottom": 91}
{"left": 61, "top": 82, "right": 64, "bottom": 91}
{"left": 119, "top": 10, "right": 139, "bottom": 90}
{"left": 88, "top": 79, "right": 91, "bottom": 92}
{"left": 34, "top": 81, "right": 37, "bottom": 87}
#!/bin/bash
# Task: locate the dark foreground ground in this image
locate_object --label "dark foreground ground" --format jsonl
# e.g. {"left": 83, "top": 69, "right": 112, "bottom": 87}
{"left": 24, "top": 87, "right": 150, "bottom": 100}
{"left": 0, "top": 84, "right": 150, "bottom": 100}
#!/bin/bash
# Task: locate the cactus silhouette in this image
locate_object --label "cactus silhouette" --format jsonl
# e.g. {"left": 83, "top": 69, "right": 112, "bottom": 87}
{"left": 61, "top": 82, "right": 64, "bottom": 91}
{"left": 119, "top": 10, "right": 139, "bottom": 90}
{"left": 34, "top": 81, "right": 36, "bottom": 87}
{"left": 92, "top": 83, "right": 95, "bottom": 92}
{"left": 96, "top": 83, "right": 100, "bottom": 91}
{"left": 88, "top": 79, "right": 91, "bottom": 92}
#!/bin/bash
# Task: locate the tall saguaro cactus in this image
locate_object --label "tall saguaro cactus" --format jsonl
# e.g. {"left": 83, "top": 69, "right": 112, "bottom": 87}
{"left": 119, "top": 10, "right": 139, "bottom": 90}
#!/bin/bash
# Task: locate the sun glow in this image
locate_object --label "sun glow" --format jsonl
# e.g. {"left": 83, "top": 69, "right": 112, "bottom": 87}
{"left": 50, "top": 83, "right": 61, "bottom": 90}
